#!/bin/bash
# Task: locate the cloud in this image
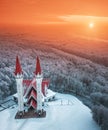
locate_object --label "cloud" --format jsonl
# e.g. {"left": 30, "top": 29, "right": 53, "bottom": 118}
{"left": 58, "top": 15, "right": 108, "bottom": 23}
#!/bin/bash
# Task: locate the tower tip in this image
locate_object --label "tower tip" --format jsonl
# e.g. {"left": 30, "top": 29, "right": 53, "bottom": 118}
{"left": 34, "top": 56, "right": 41, "bottom": 75}
{"left": 14, "top": 56, "right": 23, "bottom": 76}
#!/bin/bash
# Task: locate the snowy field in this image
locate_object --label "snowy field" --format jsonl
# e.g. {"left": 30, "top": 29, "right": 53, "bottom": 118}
{"left": 0, "top": 93, "right": 100, "bottom": 130}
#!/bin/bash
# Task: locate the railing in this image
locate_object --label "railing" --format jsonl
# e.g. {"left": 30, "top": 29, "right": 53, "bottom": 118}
{"left": 0, "top": 98, "right": 16, "bottom": 112}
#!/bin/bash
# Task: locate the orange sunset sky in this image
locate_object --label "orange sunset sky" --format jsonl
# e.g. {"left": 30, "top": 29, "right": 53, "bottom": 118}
{"left": 0, "top": 0, "right": 108, "bottom": 25}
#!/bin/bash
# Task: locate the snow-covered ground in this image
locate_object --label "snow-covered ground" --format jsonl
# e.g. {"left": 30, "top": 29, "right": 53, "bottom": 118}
{"left": 0, "top": 93, "right": 100, "bottom": 130}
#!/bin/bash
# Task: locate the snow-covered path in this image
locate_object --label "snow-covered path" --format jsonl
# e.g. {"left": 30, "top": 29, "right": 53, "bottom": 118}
{"left": 0, "top": 93, "right": 100, "bottom": 130}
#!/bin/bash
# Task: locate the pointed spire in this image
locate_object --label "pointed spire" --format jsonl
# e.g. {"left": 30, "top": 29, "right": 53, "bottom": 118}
{"left": 34, "top": 56, "right": 41, "bottom": 75}
{"left": 14, "top": 56, "right": 23, "bottom": 76}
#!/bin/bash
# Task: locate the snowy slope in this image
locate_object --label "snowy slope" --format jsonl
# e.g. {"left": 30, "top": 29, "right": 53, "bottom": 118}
{"left": 0, "top": 93, "right": 100, "bottom": 130}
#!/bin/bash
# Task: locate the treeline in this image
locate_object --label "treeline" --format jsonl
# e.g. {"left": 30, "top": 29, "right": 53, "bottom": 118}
{"left": 91, "top": 92, "right": 108, "bottom": 130}
{"left": 0, "top": 68, "right": 16, "bottom": 100}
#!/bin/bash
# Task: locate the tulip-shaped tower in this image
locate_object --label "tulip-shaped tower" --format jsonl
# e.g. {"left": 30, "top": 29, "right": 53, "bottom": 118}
{"left": 34, "top": 57, "right": 43, "bottom": 114}
{"left": 14, "top": 56, "right": 24, "bottom": 114}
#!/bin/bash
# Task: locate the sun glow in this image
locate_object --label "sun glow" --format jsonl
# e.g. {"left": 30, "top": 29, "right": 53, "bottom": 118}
{"left": 89, "top": 22, "right": 94, "bottom": 28}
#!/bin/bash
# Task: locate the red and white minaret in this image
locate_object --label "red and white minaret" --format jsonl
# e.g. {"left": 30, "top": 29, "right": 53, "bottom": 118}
{"left": 34, "top": 57, "right": 43, "bottom": 114}
{"left": 14, "top": 56, "right": 24, "bottom": 113}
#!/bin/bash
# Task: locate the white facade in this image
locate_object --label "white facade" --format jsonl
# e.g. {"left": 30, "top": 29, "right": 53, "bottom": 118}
{"left": 44, "top": 84, "right": 48, "bottom": 96}
{"left": 36, "top": 74, "right": 43, "bottom": 112}
{"left": 16, "top": 74, "right": 24, "bottom": 112}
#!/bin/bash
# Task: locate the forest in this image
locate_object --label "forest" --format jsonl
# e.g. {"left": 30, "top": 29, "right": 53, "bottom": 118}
{"left": 0, "top": 33, "right": 108, "bottom": 130}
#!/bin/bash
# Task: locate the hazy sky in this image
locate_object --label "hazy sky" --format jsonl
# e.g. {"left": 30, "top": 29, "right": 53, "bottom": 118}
{"left": 0, "top": 0, "right": 108, "bottom": 24}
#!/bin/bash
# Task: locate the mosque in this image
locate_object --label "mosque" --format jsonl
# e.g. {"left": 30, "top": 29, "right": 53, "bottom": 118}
{"left": 14, "top": 56, "right": 55, "bottom": 119}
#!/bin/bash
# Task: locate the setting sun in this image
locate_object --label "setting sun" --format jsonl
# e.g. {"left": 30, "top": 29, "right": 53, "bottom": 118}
{"left": 89, "top": 22, "right": 94, "bottom": 28}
